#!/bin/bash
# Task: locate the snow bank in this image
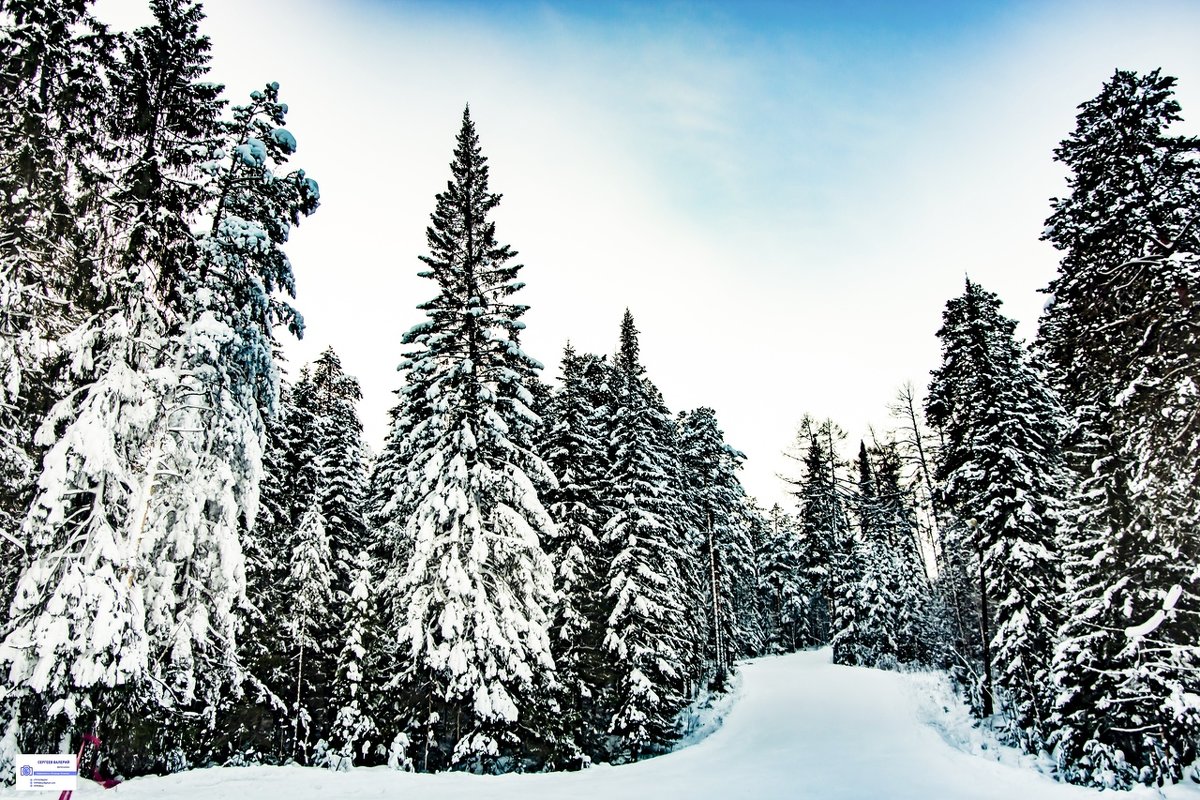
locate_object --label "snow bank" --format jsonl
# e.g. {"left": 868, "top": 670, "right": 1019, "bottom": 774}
{"left": 10, "top": 649, "right": 1200, "bottom": 799}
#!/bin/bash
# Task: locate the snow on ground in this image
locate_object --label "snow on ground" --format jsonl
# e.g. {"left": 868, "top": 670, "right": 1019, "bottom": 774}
{"left": 13, "top": 649, "right": 1200, "bottom": 799}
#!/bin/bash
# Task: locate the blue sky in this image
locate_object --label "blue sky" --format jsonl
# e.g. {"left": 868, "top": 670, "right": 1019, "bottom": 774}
{"left": 95, "top": 0, "right": 1200, "bottom": 503}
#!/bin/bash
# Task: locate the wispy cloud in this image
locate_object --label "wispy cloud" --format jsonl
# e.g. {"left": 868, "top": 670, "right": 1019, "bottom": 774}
{"left": 93, "top": 0, "right": 1200, "bottom": 503}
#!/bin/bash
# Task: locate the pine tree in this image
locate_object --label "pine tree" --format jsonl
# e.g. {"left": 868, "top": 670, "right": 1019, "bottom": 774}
{"left": 599, "top": 310, "right": 694, "bottom": 762}
{"left": 539, "top": 344, "right": 610, "bottom": 765}
{"left": 1, "top": 0, "right": 227, "bottom": 771}
{"left": 756, "top": 505, "right": 814, "bottom": 652}
{"left": 1039, "top": 69, "right": 1200, "bottom": 787}
{"left": 678, "top": 407, "right": 758, "bottom": 676}
{"left": 788, "top": 416, "right": 848, "bottom": 649}
{"left": 832, "top": 442, "right": 899, "bottom": 668}
{"left": 146, "top": 73, "right": 316, "bottom": 768}
{"left": 0, "top": 0, "right": 111, "bottom": 609}
{"left": 377, "top": 107, "right": 560, "bottom": 773}
{"left": 0, "top": 1, "right": 317, "bottom": 772}
{"left": 927, "top": 279, "right": 1065, "bottom": 744}
{"left": 869, "top": 440, "right": 929, "bottom": 665}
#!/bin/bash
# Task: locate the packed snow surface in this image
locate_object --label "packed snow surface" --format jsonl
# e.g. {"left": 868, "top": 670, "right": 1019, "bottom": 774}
{"left": 15, "top": 648, "right": 1200, "bottom": 799}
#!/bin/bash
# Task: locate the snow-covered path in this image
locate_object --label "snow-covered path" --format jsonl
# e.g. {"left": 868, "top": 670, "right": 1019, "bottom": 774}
{"left": 18, "top": 649, "right": 1200, "bottom": 798}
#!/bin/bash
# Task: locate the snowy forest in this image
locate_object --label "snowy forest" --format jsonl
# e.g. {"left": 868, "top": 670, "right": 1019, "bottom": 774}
{"left": 1, "top": 0, "right": 1199, "bottom": 794}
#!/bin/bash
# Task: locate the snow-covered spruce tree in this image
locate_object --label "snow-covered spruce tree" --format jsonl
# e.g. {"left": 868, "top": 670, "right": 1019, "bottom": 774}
{"left": 735, "top": 499, "right": 769, "bottom": 658}
{"left": 834, "top": 438, "right": 930, "bottom": 671}
{"left": 229, "top": 362, "right": 296, "bottom": 763}
{"left": 832, "top": 442, "right": 899, "bottom": 668}
{"left": 678, "top": 406, "right": 758, "bottom": 677}
{"left": 787, "top": 415, "right": 849, "bottom": 649}
{"left": 1039, "top": 69, "right": 1200, "bottom": 787}
{"left": 363, "top": 389, "right": 420, "bottom": 763}
{"left": 656, "top": 396, "right": 708, "bottom": 704}
{"left": 538, "top": 344, "right": 611, "bottom": 766}
{"left": 243, "top": 366, "right": 320, "bottom": 760}
{"left": 756, "top": 505, "right": 813, "bottom": 652}
{"left": 284, "top": 368, "right": 320, "bottom": 523}
{"left": 599, "top": 310, "right": 694, "bottom": 762}
{"left": 311, "top": 348, "right": 369, "bottom": 558}
{"left": 325, "top": 546, "right": 378, "bottom": 770}
{"left": 236, "top": 348, "right": 375, "bottom": 768}
{"left": 0, "top": 0, "right": 227, "bottom": 771}
{"left": 926, "top": 279, "right": 1065, "bottom": 746}
{"left": 259, "top": 369, "right": 329, "bottom": 765}
{"left": 869, "top": 440, "right": 929, "bottom": 665}
{"left": 282, "top": 354, "right": 358, "bottom": 759}
{"left": 284, "top": 502, "right": 333, "bottom": 761}
{"left": 378, "top": 107, "right": 560, "bottom": 774}
{"left": 0, "top": 0, "right": 111, "bottom": 607}
{"left": 0, "top": 2, "right": 318, "bottom": 773}
{"left": 308, "top": 347, "right": 376, "bottom": 768}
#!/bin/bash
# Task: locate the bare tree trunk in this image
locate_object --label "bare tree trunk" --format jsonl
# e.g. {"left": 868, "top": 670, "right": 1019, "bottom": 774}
{"left": 976, "top": 538, "right": 994, "bottom": 717}
{"left": 891, "top": 382, "right": 942, "bottom": 574}
{"left": 293, "top": 634, "right": 306, "bottom": 761}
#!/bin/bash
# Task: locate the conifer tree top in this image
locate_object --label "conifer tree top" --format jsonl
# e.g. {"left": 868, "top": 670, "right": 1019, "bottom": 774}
{"left": 617, "top": 308, "right": 642, "bottom": 377}
{"left": 411, "top": 105, "right": 530, "bottom": 337}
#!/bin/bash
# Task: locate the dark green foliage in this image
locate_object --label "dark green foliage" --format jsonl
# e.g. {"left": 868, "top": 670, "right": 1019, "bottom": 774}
{"left": 789, "top": 417, "right": 848, "bottom": 653}
{"left": 678, "top": 407, "right": 760, "bottom": 675}
{"left": 1040, "top": 69, "right": 1200, "bottom": 788}
{"left": 927, "top": 279, "right": 1064, "bottom": 740}
{"left": 598, "top": 310, "right": 693, "bottom": 763}
{"left": 757, "top": 505, "right": 825, "bottom": 652}
{"left": 539, "top": 344, "right": 611, "bottom": 766}
{"left": 375, "top": 107, "right": 561, "bottom": 774}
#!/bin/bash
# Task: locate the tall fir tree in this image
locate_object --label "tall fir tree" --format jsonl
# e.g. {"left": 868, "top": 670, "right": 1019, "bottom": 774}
{"left": 230, "top": 361, "right": 296, "bottom": 763}
{"left": 325, "top": 546, "right": 378, "bottom": 769}
{"left": 309, "top": 347, "right": 375, "bottom": 768}
{"left": 0, "top": 1, "right": 317, "bottom": 772}
{"left": 377, "top": 107, "right": 560, "bottom": 773}
{"left": 831, "top": 442, "right": 899, "bottom": 668}
{"left": 599, "top": 310, "right": 694, "bottom": 762}
{"left": 788, "top": 416, "right": 848, "bottom": 650}
{"left": 757, "top": 505, "right": 819, "bottom": 652}
{"left": 236, "top": 349, "right": 373, "bottom": 767}
{"left": 311, "top": 347, "right": 368, "bottom": 558}
{"left": 0, "top": 0, "right": 112, "bottom": 611}
{"left": 1039, "top": 69, "right": 1200, "bottom": 787}
{"left": 868, "top": 440, "right": 929, "bottom": 665}
{"left": 538, "top": 344, "right": 611, "bottom": 765}
{"left": 678, "top": 407, "right": 758, "bottom": 677}
{"left": 284, "top": 501, "right": 333, "bottom": 761}
{"left": 927, "top": 279, "right": 1065, "bottom": 738}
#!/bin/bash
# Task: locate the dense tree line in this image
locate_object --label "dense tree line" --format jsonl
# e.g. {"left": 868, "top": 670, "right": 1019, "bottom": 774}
{"left": 771, "top": 68, "right": 1200, "bottom": 791}
{"left": 360, "top": 111, "right": 765, "bottom": 772}
{"left": 0, "top": 1, "right": 766, "bottom": 778}
{"left": 1, "top": 2, "right": 1197, "bottom": 792}
{"left": 0, "top": 0, "right": 318, "bottom": 777}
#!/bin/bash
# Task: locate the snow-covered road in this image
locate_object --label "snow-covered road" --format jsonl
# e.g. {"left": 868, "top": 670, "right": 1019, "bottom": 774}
{"left": 17, "top": 649, "right": 1200, "bottom": 798}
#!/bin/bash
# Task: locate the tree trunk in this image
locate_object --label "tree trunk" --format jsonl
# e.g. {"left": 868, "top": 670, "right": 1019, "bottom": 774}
{"left": 977, "top": 545, "right": 994, "bottom": 717}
